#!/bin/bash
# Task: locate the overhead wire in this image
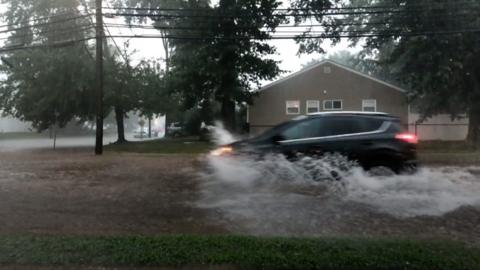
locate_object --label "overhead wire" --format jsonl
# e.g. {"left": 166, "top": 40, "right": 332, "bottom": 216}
{"left": 101, "top": 1, "right": 479, "bottom": 12}
{"left": 0, "top": 2, "right": 478, "bottom": 53}
{"left": 0, "top": 12, "right": 92, "bottom": 30}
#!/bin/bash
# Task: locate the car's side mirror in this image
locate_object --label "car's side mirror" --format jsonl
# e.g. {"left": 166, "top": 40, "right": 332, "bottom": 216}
{"left": 271, "top": 134, "right": 285, "bottom": 144}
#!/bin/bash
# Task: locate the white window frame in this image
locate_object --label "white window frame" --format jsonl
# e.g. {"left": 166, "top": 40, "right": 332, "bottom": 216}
{"left": 323, "top": 99, "right": 343, "bottom": 111}
{"left": 286, "top": 100, "right": 301, "bottom": 115}
{"left": 362, "top": 99, "right": 377, "bottom": 112}
{"left": 306, "top": 100, "right": 320, "bottom": 114}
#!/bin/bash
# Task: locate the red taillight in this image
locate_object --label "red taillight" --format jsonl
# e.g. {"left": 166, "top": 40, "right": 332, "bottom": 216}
{"left": 395, "top": 133, "right": 418, "bottom": 144}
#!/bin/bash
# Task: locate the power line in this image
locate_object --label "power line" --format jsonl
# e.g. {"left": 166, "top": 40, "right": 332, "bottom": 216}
{"left": 101, "top": 28, "right": 480, "bottom": 40}
{"left": 0, "top": 36, "right": 96, "bottom": 54}
{"left": 0, "top": 12, "right": 92, "bottom": 30}
{"left": 103, "top": 8, "right": 479, "bottom": 21}
{"left": 0, "top": 24, "right": 95, "bottom": 43}
{"left": 104, "top": 10, "right": 415, "bottom": 19}
{"left": 1, "top": 27, "right": 478, "bottom": 54}
{"left": 102, "top": 1, "right": 479, "bottom": 12}
{"left": 0, "top": 14, "right": 93, "bottom": 35}
{"left": 103, "top": 2, "right": 128, "bottom": 63}
{"left": 103, "top": 23, "right": 476, "bottom": 36}
{"left": 104, "top": 15, "right": 479, "bottom": 32}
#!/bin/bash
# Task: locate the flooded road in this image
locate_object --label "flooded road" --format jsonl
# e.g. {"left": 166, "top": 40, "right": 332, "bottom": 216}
{"left": 198, "top": 155, "right": 480, "bottom": 243}
{"left": 0, "top": 150, "right": 224, "bottom": 235}
{"left": 0, "top": 148, "right": 479, "bottom": 244}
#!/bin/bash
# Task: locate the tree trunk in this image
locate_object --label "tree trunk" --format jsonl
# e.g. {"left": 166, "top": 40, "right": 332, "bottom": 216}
{"left": 221, "top": 97, "right": 236, "bottom": 132}
{"left": 115, "top": 105, "right": 127, "bottom": 144}
{"left": 467, "top": 71, "right": 480, "bottom": 148}
{"left": 148, "top": 117, "right": 152, "bottom": 138}
{"left": 467, "top": 105, "right": 480, "bottom": 148}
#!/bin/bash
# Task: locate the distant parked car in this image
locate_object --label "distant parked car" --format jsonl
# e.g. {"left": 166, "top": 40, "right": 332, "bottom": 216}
{"left": 133, "top": 129, "right": 148, "bottom": 139}
{"left": 211, "top": 111, "right": 418, "bottom": 174}
{"left": 167, "top": 122, "right": 184, "bottom": 137}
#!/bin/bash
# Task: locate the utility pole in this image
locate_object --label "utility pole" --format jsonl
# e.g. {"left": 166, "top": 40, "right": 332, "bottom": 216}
{"left": 95, "top": 0, "right": 104, "bottom": 155}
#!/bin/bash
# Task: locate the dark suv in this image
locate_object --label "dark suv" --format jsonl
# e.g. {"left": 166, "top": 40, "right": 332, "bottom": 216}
{"left": 211, "top": 112, "right": 418, "bottom": 173}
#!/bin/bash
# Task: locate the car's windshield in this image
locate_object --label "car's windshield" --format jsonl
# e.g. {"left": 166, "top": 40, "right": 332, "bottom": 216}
{"left": 0, "top": 0, "right": 478, "bottom": 269}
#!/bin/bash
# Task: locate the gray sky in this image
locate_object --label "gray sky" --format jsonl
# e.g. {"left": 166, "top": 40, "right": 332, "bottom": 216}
{"left": 103, "top": 0, "right": 361, "bottom": 80}
{"left": 0, "top": 1, "right": 361, "bottom": 83}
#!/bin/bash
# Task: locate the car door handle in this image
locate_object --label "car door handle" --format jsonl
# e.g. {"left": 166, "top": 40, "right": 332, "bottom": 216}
{"left": 362, "top": 141, "right": 373, "bottom": 146}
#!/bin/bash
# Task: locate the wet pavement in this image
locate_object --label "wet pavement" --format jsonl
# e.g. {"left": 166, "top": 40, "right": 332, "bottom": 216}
{"left": 0, "top": 146, "right": 479, "bottom": 244}
{"left": 0, "top": 150, "right": 224, "bottom": 235}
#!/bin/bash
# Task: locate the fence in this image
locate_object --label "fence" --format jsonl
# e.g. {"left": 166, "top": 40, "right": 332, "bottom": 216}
{"left": 408, "top": 123, "right": 468, "bottom": 141}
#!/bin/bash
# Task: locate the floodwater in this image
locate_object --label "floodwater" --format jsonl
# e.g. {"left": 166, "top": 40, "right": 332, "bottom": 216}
{"left": 0, "top": 131, "right": 479, "bottom": 243}
{"left": 198, "top": 154, "right": 480, "bottom": 241}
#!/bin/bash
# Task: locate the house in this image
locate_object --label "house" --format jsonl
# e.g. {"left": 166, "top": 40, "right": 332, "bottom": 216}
{"left": 247, "top": 59, "right": 469, "bottom": 141}
{"left": 247, "top": 59, "right": 408, "bottom": 135}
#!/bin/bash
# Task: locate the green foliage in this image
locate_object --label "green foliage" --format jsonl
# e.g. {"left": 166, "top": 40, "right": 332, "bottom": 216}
{"left": 114, "top": 0, "right": 283, "bottom": 130}
{"left": 0, "top": 0, "right": 174, "bottom": 136}
{"left": 293, "top": 0, "right": 480, "bottom": 143}
{"left": 0, "top": 0, "right": 96, "bottom": 131}
{"left": 0, "top": 235, "right": 478, "bottom": 269}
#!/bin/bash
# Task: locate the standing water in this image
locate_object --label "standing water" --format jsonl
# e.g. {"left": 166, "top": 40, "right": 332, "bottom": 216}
{"left": 197, "top": 124, "right": 480, "bottom": 238}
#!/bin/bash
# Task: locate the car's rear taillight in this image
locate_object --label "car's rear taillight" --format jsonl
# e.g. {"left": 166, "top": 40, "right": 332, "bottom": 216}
{"left": 395, "top": 133, "right": 418, "bottom": 144}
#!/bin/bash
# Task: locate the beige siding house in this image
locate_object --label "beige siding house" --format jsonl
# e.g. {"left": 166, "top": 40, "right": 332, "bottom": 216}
{"left": 248, "top": 60, "right": 408, "bottom": 135}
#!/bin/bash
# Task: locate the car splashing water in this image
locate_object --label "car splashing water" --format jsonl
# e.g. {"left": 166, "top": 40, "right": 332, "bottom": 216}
{"left": 197, "top": 125, "right": 480, "bottom": 236}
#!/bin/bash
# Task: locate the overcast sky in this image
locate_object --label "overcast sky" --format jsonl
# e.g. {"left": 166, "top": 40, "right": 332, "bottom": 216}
{"left": 103, "top": 0, "right": 361, "bottom": 80}
{"left": 0, "top": 1, "right": 361, "bottom": 83}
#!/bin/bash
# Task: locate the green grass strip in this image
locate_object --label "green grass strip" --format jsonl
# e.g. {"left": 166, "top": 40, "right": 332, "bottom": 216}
{"left": 105, "top": 138, "right": 212, "bottom": 154}
{"left": 0, "top": 235, "right": 478, "bottom": 269}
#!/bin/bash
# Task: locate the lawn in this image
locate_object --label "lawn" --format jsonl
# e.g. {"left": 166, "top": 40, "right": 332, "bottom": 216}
{"left": 105, "top": 137, "right": 213, "bottom": 154}
{"left": 418, "top": 140, "right": 477, "bottom": 153}
{"left": 417, "top": 140, "right": 480, "bottom": 165}
{"left": 0, "top": 235, "right": 478, "bottom": 270}
{"left": 106, "top": 138, "right": 480, "bottom": 165}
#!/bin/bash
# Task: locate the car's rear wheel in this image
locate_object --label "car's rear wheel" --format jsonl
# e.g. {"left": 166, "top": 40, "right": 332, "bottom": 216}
{"left": 366, "top": 152, "right": 403, "bottom": 175}
{"left": 368, "top": 166, "right": 396, "bottom": 177}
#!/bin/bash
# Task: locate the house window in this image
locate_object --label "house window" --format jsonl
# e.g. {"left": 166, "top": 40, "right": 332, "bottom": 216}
{"left": 323, "top": 100, "right": 343, "bottom": 110}
{"left": 362, "top": 99, "right": 377, "bottom": 112}
{"left": 306, "top": 100, "right": 320, "bottom": 114}
{"left": 286, "top": 100, "right": 300, "bottom": 115}
{"left": 323, "top": 66, "right": 332, "bottom": 74}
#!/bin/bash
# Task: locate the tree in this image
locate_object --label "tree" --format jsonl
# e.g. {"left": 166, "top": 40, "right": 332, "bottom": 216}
{"left": 113, "top": 0, "right": 283, "bottom": 131}
{"left": 292, "top": 0, "right": 480, "bottom": 145}
{"left": 0, "top": 0, "right": 96, "bottom": 131}
{"left": 103, "top": 41, "right": 145, "bottom": 143}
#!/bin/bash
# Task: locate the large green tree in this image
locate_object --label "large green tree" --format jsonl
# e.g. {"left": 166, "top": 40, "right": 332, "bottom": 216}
{"left": 0, "top": 0, "right": 96, "bottom": 131}
{"left": 114, "top": 0, "right": 283, "bottom": 131}
{"left": 293, "top": 0, "right": 480, "bottom": 145}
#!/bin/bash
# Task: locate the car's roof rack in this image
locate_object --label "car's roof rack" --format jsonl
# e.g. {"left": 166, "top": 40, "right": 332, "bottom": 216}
{"left": 308, "top": 111, "right": 391, "bottom": 117}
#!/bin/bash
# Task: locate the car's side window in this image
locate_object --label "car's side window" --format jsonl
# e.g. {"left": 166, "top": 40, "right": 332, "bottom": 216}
{"left": 362, "top": 118, "right": 384, "bottom": 132}
{"left": 320, "top": 117, "right": 356, "bottom": 136}
{"left": 321, "top": 117, "right": 384, "bottom": 136}
{"left": 281, "top": 118, "right": 323, "bottom": 140}
{"left": 280, "top": 117, "right": 385, "bottom": 141}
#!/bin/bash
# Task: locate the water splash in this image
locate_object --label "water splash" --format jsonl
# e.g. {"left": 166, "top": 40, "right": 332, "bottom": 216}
{"left": 208, "top": 121, "right": 238, "bottom": 146}
{"left": 199, "top": 124, "right": 480, "bottom": 219}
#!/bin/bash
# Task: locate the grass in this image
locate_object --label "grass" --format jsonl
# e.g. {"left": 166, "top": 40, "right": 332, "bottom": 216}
{"left": 105, "top": 137, "right": 213, "bottom": 154}
{"left": 106, "top": 137, "right": 480, "bottom": 165}
{"left": 417, "top": 140, "right": 480, "bottom": 165}
{"left": 418, "top": 140, "right": 477, "bottom": 153}
{"left": 0, "top": 235, "right": 478, "bottom": 270}
{"left": 419, "top": 152, "right": 480, "bottom": 165}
